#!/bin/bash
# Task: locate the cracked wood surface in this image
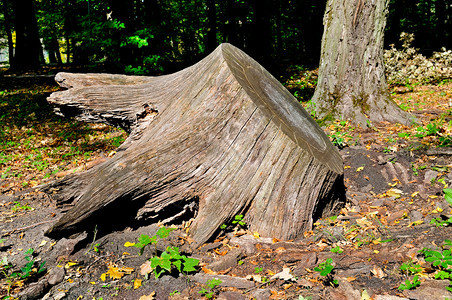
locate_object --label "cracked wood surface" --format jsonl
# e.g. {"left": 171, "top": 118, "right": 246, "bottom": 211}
{"left": 44, "top": 43, "right": 345, "bottom": 246}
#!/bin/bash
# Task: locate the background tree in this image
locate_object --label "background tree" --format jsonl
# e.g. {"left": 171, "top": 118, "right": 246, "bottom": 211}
{"left": 11, "top": 0, "right": 43, "bottom": 70}
{"left": 310, "top": 0, "right": 412, "bottom": 125}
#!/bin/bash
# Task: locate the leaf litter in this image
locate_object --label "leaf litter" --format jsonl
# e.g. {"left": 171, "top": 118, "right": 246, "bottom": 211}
{"left": 0, "top": 75, "right": 452, "bottom": 299}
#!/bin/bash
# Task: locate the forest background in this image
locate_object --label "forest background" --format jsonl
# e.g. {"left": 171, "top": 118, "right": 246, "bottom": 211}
{"left": 0, "top": 0, "right": 451, "bottom": 77}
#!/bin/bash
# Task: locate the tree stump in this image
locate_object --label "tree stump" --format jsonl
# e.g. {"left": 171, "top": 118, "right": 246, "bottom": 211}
{"left": 44, "top": 43, "right": 345, "bottom": 246}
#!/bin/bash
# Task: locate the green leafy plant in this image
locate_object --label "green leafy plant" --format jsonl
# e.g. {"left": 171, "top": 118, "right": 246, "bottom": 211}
{"left": 420, "top": 240, "right": 452, "bottom": 292}
{"left": 330, "top": 246, "right": 344, "bottom": 254}
{"left": 254, "top": 267, "right": 263, "bottom": 274}
{"left": 198, "top": 278, "right": 222, "bottom": 299}
{"left": 314, "top": 258, "right": 338, "bottom": 287}
{"left": 11, "top": 201, "right": 33, "bottom": 212}
{"left": 232, "top": 214, "right": 246, "bottom": 228}
{"left": 398, "top": 275, "right": 421, "bottom": 290}
{"left": 399, "top": 260, "right": 423, "bottom": 275}
{"left": 444, "top": 188, "right": 452, "bottom": 206}
{"left": 149, "top": 246, "right": 199, "bottom": 279}
{"left": 430, "top": 216, "right": 452, "bottom": 227}
{"left": 133, "top": 226, "right": 175, "bottom": 255}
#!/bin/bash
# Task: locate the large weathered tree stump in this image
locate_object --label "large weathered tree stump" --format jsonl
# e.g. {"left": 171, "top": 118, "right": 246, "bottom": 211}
{"left": 44, "top": 43, "right": 345, "bottom": 246}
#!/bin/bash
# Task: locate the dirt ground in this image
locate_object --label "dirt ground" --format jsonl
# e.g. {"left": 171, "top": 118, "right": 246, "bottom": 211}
{"left": 1, "top": 76, "right": 452, "bottom": 300}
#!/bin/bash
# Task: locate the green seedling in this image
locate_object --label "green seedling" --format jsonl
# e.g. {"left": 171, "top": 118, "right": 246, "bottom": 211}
{"left": 398, "top": 275, "right": 421, "bottom": 290}
{"left": 11, "top": 201, "right": 33, "bottom": 212}
{"left": 430, "top": 216, "right": 452, "bottom": 227}
{"left": 255, "top": 267, "right": 263, "bottom": 274}
{"left": 399, "top": 260, "right": 423, "bottom": 275}
{"left": 420, "top": 240, "right": 452, "bottom": 292}
{"left": 232, "top": 214, "right": 246, "bottom": 228}
{"left": 198, "top": 278, "right": 222, "bottom": 299}
{"left": 314, "top": 258, "right": 338, "bottom": 287}
{"left": 330, "top": 246, "right": 344, "bottom": 254}
{"left": 149, "top": 246, "right": 199, "bottom": 279}
{"left": 133, "top": 226, "right": 175, "bottom": 255}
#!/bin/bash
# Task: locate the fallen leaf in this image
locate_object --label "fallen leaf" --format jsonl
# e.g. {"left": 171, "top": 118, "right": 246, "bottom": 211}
{"left": 100, "top": 273, "right": 107, "bottom": 281}
{"left": 39, "top": 240, "right": 47, "bottom": 247}
{"left": 361, "top": 289, "right": 371, "bottom": 300}
{"left": 270, "top": 267, "right": 295, "bottom": 281}
{"left": 253, "top": 231, "right": 260, "bottom": 239}
{"left": 202, "top": 266, "right": 218, "bottom": 275}
{"left": 346, "top": 276, "right": 356, "bottom": 282}
{"left": 140, "top": 261, "right": 152, "bottom": 276}
{"left": 120, "top": 266, "right": 134, "bottom": 274}
{"left": 371, "top": 265, "right": 385, "bottom": 278}
{"left": 90, "top": 281, "right": 96, "bottom": 285}
{"left": 124, "top": 242, "right": 135, "bottom": 247}
{"left": 386, "top": 188, "right": 403, "bottom": 198}
{"left": 134, "top": 278, "right": 142, "bottom": 289}
{"left": 107, "top": 266, "right": 125, "bottom": 279}
{"left": 139, "top": 291, "right": 156, "bottom": 300}
{"left": 356, "top": 166, "right": 364, "bottom": 172}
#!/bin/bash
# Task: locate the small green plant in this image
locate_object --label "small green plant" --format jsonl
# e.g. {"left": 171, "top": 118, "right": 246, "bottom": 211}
{"left": 11, "top": 201, "right": 33, "bottom": 212}
{"left": 254, "top": 267, "right": 263, "bottom": 274}
{"left": 314, "top": 258, "right": 338, "bottom": 287}
{"left": 330, "top": 246, "right": 344, "bottom": 254}
{"left": 430, "top": 216, "right": 452, "bottom": 227}
{"left": 169, "top": 290, "right": 180, "bottom": 296}
{"left": 399, "top": 260, "right": 422, "bottom": 275}
{"left": 398, "top": 275, "right": 421, "bottom": 290}
{"left": 198, "top": 278, "right": 222, "bottom": 299}
{"left": 232, "top": 214, "right": 246, "bottom": 227}
{"left": 444, "top": 188, "right": 452, "bottom": 206}
{"left": 420, "top": 240, "right": 452, "bottom": 292}
{"left": 149, "top": 246, "right": 199, "bottom": 279}
{"left": 133, "top": 226, "right": 175, "bottom": 255}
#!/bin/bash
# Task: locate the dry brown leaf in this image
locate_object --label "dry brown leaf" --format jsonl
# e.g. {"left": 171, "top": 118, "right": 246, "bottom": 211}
{"left": 140, "top": 261, "right": 152, "bottom": 276}
{"left": 139, "top": 291, "right": 156, "bottom": 300}
{"left": 201, "top": 266, "right": 217, "bottom": 275}
{"left": 371, "top": 265, "right": 385, "bottom": 278}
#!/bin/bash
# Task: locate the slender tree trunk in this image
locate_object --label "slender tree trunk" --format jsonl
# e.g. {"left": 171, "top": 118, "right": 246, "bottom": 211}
{"left": 1, "top": 0, "right": 14, "bottom": 66}
{"left": 12, "top": 0, "right": 43, "bottom": 70}
{"left": 205, "top": 0, "right": 217, "bottom": 52}
{"left": 43, "top": 44, "right": 345, "bottom": 246}
{"left": 311, "top": 0, "right": 412, "bottom": 126}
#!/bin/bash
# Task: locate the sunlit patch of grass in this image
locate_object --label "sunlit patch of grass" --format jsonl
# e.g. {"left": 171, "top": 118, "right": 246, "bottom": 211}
{"left": 0, "top": 84, "right": 127, "bottom": 194}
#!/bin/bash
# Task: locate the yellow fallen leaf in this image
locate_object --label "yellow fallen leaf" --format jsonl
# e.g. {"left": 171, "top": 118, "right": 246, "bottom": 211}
{"left": 408, "top": 220, "right": 424, "bottom": 227}
{"left": 106, "top": 266, "right": 124, "bottom": 279}
{"left": 90, "top": 281, "right": 96, "bottom": 285}
{"left": 411, "top": 191, "right": 419, "bottom": 197}
{"left": 344, "top": 165, "right": 351, "bottom": 169}
{"left": 346, "top": 276, "right": 356, "bottom": 282}
{"left": 65, "top": 261, "right": 78, "bottom": 269}
{"left": 39, "top": 240, "right": 47, "bottom": 247}
{"left": 431, "top": 207, "right": 443, "bottom": 214}
{"left": 372, "top": 238, "right": 381, "bottom": 245}
{"left": 67, "top": 278, "right": 74, "bottom": 283}
{"left": 100, "top": 273, "right": 107, "bottom": 281}
{"left": 134, "top": 278, "right": 142, "bottom": 289}
{"left": 374, "top": 250, "right": 379, "bottom": 254}
{"left": 253, "top": 231, "right": 260, "bottom": 239}
{"left": 124, "top": 242, "right": 135, "bottom": 247}
{"left": 120, "top": 267, "right": 134, "bottom": 274}
{"left": 356, "top": 166, "right": 364, "bottom": 172}
{"left": 386, "top": 188, "right": 403, "bottom": 199}
{"left": 361, "top": 289, "right": 371, "bottom": 299}
{"left": 139, "top": 291, "right": 156, "bottom": 300}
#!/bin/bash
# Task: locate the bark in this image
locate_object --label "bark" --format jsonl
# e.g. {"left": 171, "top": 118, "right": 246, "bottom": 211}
{"left": 43, "top": 44, "right": 345, "bottom": 246}
{"left": 311, "top": 0, "right": 413, "bottom": 126}
{"left": 12, "top": 0, "right": 43, "bottom": 70}
{"left": 1, "top": 0, "right": 14, "bottom": 65}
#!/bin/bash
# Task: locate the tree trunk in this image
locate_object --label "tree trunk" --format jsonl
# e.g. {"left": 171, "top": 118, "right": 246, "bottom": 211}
{"left": 12, "top": 0, "right": 43, "bottom": 70}
{"left": 43, "top": 43, "right": 345, "bottom": 246}
{"left": 1, "top": 0, "right": 14, "bottom": 66}
{"left": 311, "top": 0, "right": 413, "bottom": 126}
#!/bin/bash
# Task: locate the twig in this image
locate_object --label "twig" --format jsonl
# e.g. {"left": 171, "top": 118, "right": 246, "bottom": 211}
{"left": 1, "top": 220, "right": 54, "bottom": 237}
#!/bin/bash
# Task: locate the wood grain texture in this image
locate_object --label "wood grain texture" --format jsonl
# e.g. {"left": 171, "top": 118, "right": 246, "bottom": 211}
{"left": 311, "top": 0, "right": 413, "bottom": 126}
{"left": 44, "top": 43, "right": 345, "bottom": 246}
